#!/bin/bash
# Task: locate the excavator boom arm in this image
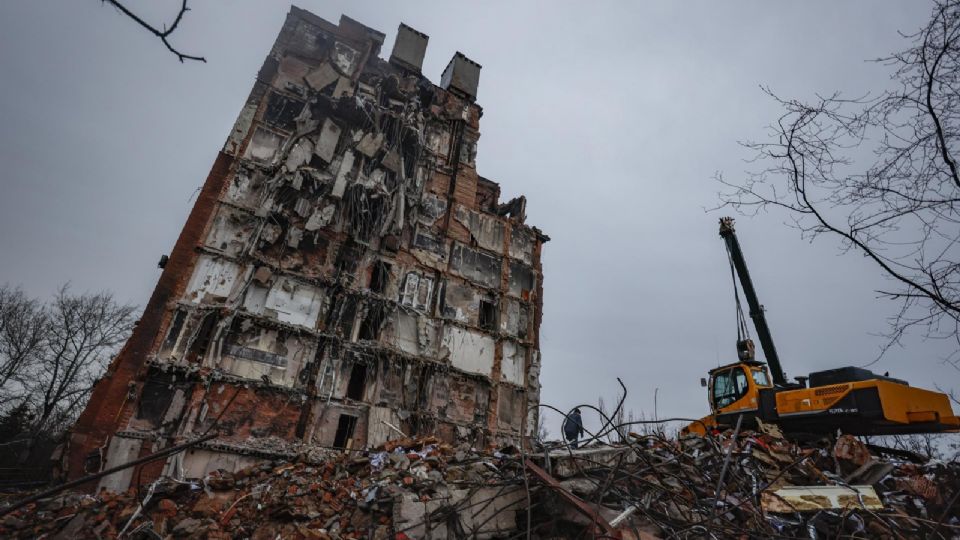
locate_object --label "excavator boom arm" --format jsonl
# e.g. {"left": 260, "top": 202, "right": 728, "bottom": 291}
{"left": 719, "top": 217, "right": 787, "bottom": 386}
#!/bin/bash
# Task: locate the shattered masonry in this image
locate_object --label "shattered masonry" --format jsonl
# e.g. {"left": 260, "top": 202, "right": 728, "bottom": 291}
{"left": 12, "top": 424, "right": 959, "bottom": 537}
{"left": 66, "top": 7, "right": 548, "bottom": 491}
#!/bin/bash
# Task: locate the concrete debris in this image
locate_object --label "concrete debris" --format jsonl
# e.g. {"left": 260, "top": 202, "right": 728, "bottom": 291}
{"left": 760, "top": 485, "right": 884, "bottom": 513}
{"left": 1, "top": 437, "right": 524, "bottom": 539}
{"left": 5, "top": 425, "right": 959, "bottom": 539}
{"left": 314, "top": 119, "right": 342, "bottom": 163}
{"left": 517, "top": 425, "right": 959, "bottom": 539}
{"left": 305, "top": 62, "right": 340, "bottom": 91}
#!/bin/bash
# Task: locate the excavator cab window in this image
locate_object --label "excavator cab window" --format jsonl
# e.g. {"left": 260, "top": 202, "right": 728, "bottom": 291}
{"left": 751, "top": 368, "right": 771, "bottom": 388}
{"left": 712, "top": 367, "right": 750, "bottom": 409}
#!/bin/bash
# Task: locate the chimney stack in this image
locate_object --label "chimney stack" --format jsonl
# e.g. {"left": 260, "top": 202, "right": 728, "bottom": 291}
{"left": 441, "top": 52, "right": 481, "bottom": 101}
{"left": 389, "top": 23, "right": 429, "bottom": 73}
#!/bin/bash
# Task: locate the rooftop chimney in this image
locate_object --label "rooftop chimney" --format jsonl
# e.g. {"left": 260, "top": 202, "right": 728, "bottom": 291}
{"left": 389, "top": 23, "right": 429, "bottom": 73}
{"left": 441, "top": 52, "right": 481, "bottom": 101}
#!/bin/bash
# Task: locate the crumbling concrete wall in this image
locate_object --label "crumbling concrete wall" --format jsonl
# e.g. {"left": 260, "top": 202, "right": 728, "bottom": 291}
{"left": 68, "top": 7, "right": 548, "bottom": 490}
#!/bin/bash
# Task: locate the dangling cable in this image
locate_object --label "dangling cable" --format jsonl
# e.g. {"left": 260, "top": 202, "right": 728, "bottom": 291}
{"left": 726, "top": 243, "right": 751, "bottom": 344}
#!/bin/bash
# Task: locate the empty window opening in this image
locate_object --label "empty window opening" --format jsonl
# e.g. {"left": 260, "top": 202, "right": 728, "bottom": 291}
{"left": 370, "top": 261, "right": 391, "bottom": 294}
{"left": 346, "top": 364, "right": 368, "bottom": 401}
{"left": 325, "top": 294, "right": 358, "bottom": 338}
{"left": 380, "top": 115, "right": 399, "bottom": 146}
{"left": 188, "top": 313, "right": 220, "bottom": 361}
{"left": 415, "top": 365, "right": 432, "bottom": 411}
{"left": 263, "top": 92, "right": 306, "bottom": 131}
{"left": 84, "top": 450, "right": 102, "bottom": 474}
{"left": 332, "top": 414, "right": 358, "bottom": 449}
{"left": 334, "top": 243, "right": 362, "bottom": 279}
{"left": 357, "top": 303, "right": 386, "bottom": 341}
{"left": 402, "top": 127, "right": 420, "bottom": 179}
{"left": 161, "top": 309, "right": 187, "bottom": 352}
{"left": 479, "top": 299, "right": 497, "bottom": 331}
{"left": 382, "top": 234, "right": 400, "bottom": 254}
{"left": 135, "top": 372, "right": 177, "bottom": 427}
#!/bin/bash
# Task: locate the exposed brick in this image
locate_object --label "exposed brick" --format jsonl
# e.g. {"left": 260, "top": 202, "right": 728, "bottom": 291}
{"left": 68, "top": 151, "right": 235, "bottom": 485}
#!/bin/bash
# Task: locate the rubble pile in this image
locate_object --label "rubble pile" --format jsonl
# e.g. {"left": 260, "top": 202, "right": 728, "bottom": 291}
{"left": 0, "top": 437, "right": 533, "bottom": 539}
{"left": 527, "top": 428, "right": 960, "bottom": 538}
{"left": 1, "top": 429, "right": 958, "bottom": 539}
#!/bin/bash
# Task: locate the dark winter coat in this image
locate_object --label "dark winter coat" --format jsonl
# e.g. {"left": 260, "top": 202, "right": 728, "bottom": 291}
{"left": 562, "top": 411, "right": 584, "bottom": 440}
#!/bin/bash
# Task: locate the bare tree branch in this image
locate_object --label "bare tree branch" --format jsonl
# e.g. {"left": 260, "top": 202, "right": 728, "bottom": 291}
{"left": 717, "top": 0, "right": 960, "bottom": 353}
{"left": 101, "top": 0, "right": 206, "bottom": 63}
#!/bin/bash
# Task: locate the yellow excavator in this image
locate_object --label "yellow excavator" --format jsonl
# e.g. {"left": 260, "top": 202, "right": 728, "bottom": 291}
{"left": 683, "top": 218, "right": 959, "bottom": 437}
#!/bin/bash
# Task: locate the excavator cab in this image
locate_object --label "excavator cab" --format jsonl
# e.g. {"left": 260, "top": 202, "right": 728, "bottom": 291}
{"left": 683, "top": 361, "right": 773, "bottom": 436}
{"left": 709, "top": 362, "right": 772, "bottom": 411}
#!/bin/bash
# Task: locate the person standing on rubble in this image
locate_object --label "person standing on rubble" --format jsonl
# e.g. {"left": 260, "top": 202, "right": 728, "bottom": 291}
{"left": 562, "top": 408, "right": 585, "bottom": 449}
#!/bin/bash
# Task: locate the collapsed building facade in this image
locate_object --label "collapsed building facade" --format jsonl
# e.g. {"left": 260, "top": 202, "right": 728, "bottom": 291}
{"left": 66, "top": 7, "right": 547, "bottom": 491}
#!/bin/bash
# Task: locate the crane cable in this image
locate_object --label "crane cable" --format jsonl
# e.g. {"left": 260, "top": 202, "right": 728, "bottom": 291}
{"left": 726, "top": 243, "right": 751, "bottom": 343}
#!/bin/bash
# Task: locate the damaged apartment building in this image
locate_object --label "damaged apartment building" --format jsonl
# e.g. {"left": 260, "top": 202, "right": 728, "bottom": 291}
{"left": 66, "top": 7, "right": 548, "bottom": 491}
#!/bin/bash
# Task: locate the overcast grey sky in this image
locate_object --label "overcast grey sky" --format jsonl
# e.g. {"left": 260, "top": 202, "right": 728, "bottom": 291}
{"left": 0, "top": 1, "right": 955, "bottom": 434}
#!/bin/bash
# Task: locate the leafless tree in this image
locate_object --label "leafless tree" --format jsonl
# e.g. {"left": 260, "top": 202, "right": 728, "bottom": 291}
{"left": 0, "top": 286, "right": 47, "bottom": 405}
{"left": 717, "top": 0, "right": 960, "bottom": 359}
{"left": 100, "top": 0, "right": 205, "bottom": 63}
{"left": 884, "top": 432, "right": 960, "bottom": 461}
{"left": 0, "top": 285, "right": 136, "bottom": 440}
{"left": 26, "top": 286, "right": 136, "bottom": 435}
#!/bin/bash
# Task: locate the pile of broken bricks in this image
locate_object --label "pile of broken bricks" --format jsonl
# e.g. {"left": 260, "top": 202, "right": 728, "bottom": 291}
{"left": 0, "top": 437, "right": 534, "bottom": 539}
{"left": 0, "top": 429, "right": 958, "bottom": 539}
